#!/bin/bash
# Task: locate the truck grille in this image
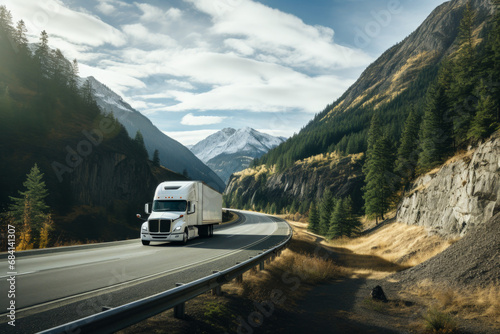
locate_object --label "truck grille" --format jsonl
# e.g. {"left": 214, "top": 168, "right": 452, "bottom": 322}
{"left": 148, "top": 219, "right": 172, "bottom": 233}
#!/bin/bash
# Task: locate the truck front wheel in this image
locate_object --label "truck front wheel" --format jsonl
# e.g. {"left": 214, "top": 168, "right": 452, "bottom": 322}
{"left": 182, "top": 230, "right": 188, "bottom": 244}
{"left": 142, "top": 240, "right": 150, "bottom": 246}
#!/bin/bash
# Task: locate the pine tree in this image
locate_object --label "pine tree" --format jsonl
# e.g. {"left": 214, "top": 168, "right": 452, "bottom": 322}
{"left": 52, "top": 48, "right": 67, "bottom": 87}
{"left": 450, "top": 2, "right": 478, "bottom": 145}
{"left": 328, "top": 199, "right": 346, "bottom": 239}
{"left": 152, "top": 149, "right": 160, "bottom": 167}
{"left": 366, "top": 114, "right": 383, "bottom": 152}
{"left": 9, "top": 164, "right": 51, "bottom": 249}
{"left": 467, "top": 80, "right": 498, "bottom": 141}
{"left": 363, "top": 116, "right": 397, "bottom": 223}
{"left": 14, "top": 20, "right": 28, "bottom": 52}
{"left": 81, "top": 78, "right": 96, "bottom": 106}
{"left": 35, "top": 30, "right": 50, "bottom": 76}
{"left": 0, "top": 5, "right": 14, "bottom": 40}
{"left": 395, "top": 107, "right": 421, "bottom": 185}
{"left": 270, "top": 203, "right": 277, "bottom": 215}
{"left": 417, "top": 81, "right": 453, "bottom": 171}
{"left": 319, "top": 190, "right": 334, "bottom": 235}
{"left": 343, "top": 196, "right": 362, "bottom": 237}
{"left": 68, "top": 59, "right": 79, "bottom": 92}
{"left": 482, "top": 1, "right": 500, "bottom": 123}
{"left": 308, "top": 202, "right": 320, "bottom": 233}
{"left": 133, "top": 130, "right": 148, "bottom": 158}
{"left": 289, "top": 200, "right": 297, "bottom": 214}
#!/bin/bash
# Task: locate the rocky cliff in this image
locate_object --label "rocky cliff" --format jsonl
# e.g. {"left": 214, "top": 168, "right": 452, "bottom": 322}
{"left": 397, "top": 132, "right": 500, "bottom": 238}
{"left": 224, "top": 153, "right": 365, "bottom": 211}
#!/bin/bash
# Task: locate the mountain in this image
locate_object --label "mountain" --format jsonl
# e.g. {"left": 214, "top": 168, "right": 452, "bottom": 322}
{"left": 190, "top": 127, "right": 286, "bottom": 183}
{"left": 226, "top": 0, "right": 498, "bottom": 213}
{"left": 88, "top": 77, "right": 226, "bottom": 192}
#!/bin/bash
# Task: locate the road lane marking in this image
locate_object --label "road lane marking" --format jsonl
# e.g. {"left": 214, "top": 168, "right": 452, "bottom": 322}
{"left": 0, "top": 271, "right": 37, "bottom": 278}
{"left": 187, "top": 242, "right": 205, "bottom": 247}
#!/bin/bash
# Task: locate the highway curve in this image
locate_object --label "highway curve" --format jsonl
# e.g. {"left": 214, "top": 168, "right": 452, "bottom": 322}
{"left": 0, "top": 211, "right": 290, "bottom": 333}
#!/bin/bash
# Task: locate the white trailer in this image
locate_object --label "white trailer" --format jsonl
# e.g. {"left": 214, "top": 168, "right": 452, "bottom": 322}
{"left": 139, "top": 181, "right": 222, "bottom": 245}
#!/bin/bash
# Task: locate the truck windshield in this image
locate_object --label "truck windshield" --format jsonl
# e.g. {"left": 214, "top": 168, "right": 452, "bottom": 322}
{"left": 153, "top": 200, "right": 187, "bottom": 212}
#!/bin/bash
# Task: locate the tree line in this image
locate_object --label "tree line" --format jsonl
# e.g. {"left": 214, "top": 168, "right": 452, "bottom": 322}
{"left": 363, "top": 2, "right": 500, "bottom": 222}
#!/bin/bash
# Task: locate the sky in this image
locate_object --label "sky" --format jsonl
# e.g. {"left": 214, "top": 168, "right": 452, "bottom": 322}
{"left": 3, "top": 0, "right": 448, "bottom": 145}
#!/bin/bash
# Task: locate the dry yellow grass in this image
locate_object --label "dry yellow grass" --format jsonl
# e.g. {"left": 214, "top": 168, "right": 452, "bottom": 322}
{"left": 404, "top": 279, "right": 500, "bottom": 329}
{"left": 328, "top": 221, "right": 452, "bottom": 268}
{"left": 224, "top": 227, "right": 347, "bottom": 306}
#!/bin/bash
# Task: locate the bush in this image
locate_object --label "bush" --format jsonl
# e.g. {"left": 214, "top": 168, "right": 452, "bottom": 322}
{"left": 423, "top": 306, "right": 458, "bottom": 333}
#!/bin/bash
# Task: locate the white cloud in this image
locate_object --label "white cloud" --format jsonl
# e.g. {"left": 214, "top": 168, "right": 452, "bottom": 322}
{"left": 166, "top": 79, "right": 195, "bottom": 90}
{"left": 224, "top": 38, "right": 254, "bottom": 56}
{"left": 256, "top": 128, "right": 291, "bottom": 139}
{"left": 135, "top": 3, "right": 182, "bottom": 22}
{"left": 122, "top": 23, "right": 177, "bottom": 47}
{"left": 165, "top": 73, "right": 352, "bottom": 113}
{"left": 163, "top": 129, "right": 220, "bottom": 146}
{"left": 186, "top": 0, "right": 371, "bottom": 69}
{"left": 181, "top": 113, "right": 227, "bottom": 126}
{"left": 4, "top": 0, "right": 126, "bottom": 47}
{"left": 96, "top": 2, "right": 115, "bottom": 15}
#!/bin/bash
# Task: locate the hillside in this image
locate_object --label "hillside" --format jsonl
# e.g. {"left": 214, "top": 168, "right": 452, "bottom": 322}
{"left": 224, "top": 152, "right": 365, "bottom": 213}
{"left": 0, "top": 10, "right": 185, "bottom": 245}
{"left": 88, "top": 77, "right": 226, "bottom": 192}
{"left": 190, "top": 127, "right": 285, "bottom": 183}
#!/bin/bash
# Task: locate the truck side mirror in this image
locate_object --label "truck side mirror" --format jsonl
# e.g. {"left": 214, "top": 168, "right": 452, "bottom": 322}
{"left": 187, "top": 202, "right": 195, "bottom": 214}
{"left": 145, "top": 203, "right": 151, "bottom": 214}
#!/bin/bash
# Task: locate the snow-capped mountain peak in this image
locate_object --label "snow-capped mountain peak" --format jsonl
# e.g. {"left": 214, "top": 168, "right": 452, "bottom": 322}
{"left": 190, "top": 127, "right": 286, "bottom": 183}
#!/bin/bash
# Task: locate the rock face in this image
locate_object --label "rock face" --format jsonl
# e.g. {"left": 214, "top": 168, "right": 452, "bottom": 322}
{"left": 224, "top": 153, "right": 365, "bottom": 211}
{"left": 397, "top": 133, "right": 500, "bottom": 238}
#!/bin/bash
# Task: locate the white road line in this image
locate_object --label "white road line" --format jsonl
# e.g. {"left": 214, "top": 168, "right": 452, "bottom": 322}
{"left": 0, "top": 271, "right": 37, "bottom": 278}
{"left": 188, "top": 242, "right": 205, "bottom": 246}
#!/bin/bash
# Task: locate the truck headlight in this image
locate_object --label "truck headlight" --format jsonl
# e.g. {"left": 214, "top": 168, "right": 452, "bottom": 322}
{"left": 173, "top": 226, "right": 181, "bottom": 232}
{"left": 142, "top": 223, "right": 148, "bottom": 231}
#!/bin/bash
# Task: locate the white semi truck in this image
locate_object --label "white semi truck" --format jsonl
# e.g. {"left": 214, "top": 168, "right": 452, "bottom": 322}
{"left": 139, "top": 181, "right": 222, "bottom": 245}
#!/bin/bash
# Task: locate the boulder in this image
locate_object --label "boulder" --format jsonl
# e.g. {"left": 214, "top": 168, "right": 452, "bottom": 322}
{"left": 370, "top": 285, "right": 388, "bottom": 302}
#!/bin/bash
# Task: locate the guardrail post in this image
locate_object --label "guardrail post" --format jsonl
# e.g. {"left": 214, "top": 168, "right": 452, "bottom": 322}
{"left": 212, "top": 271, "right": 222, "bottom": 296}
{"left": 259, "top": 261, "right": 265, "bottom": 271}
{"left": 174, "top": 283, "right": 185, "bottom": 319}
{"left": 235, "top": 262, "right": 243, "bottom": 283}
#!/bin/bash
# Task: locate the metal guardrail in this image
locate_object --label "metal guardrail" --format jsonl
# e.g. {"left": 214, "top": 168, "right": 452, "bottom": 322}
{"left": 39, "top": 217, "right": 292, "bottom": 334}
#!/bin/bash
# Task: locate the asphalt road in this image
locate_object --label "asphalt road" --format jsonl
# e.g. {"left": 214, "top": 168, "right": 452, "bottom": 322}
{"left": 0, "top": 211, "right": 290, "bottom": 333}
